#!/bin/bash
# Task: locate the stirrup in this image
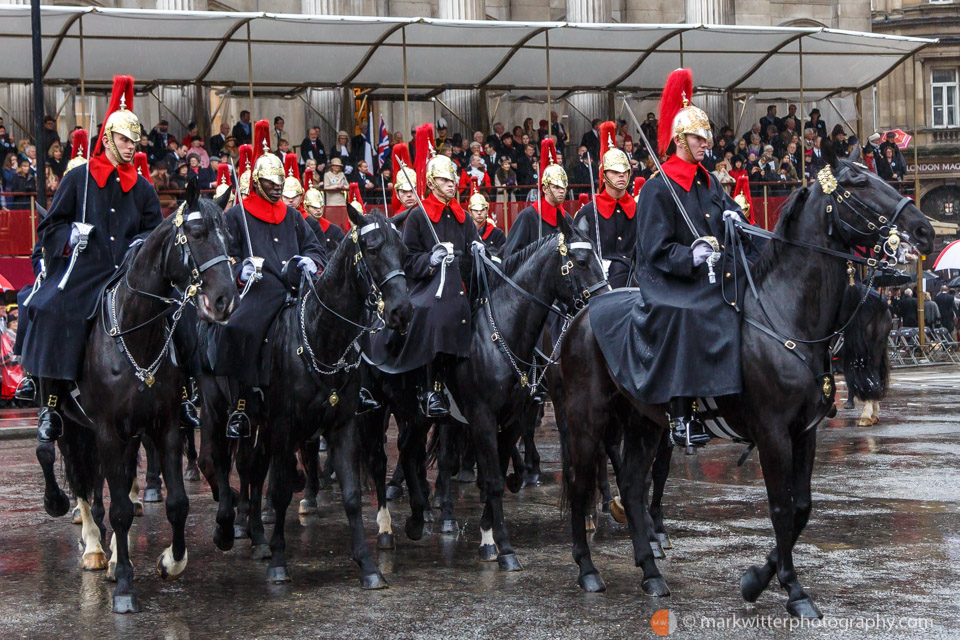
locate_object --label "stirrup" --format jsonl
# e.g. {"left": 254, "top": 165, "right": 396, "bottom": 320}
{"left": 420, "top": 390, "right": 449, "bottom": 419}
{"left": 180, "top": 400, "right": 201, "bottom": 430}
{"left": 357, "top": 387, "right": 381, "bottom": 415}
{"left": 37, "top": 407, "right": 64, "bottom": 443}
{"left": 226, "top": 410, "right": 251, "bottom": 439}
{"left": 15, "top": 376, "right": 37, "bottom": 402}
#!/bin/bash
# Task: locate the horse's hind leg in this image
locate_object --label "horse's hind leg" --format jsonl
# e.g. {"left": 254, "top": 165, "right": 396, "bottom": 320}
{"left": 298, "top": 438, "right": 320, "bottom": 515}
{"left": 266, "top": 434, "right": 296, "bottom": 583}
{"left": 472, "top": 414, "right": 521, "bottom": 571}
{"left": 566, "top": 413, "right": 604, "bottom": 591}
{"left": 156, "top": 422, "right": 190, "bottom": 582}
{"left": 183, "top": 425, "right": 201, "bottom": 482}
{"left": 142, "top": 437, "right": 163, "bottom": 503}
{"left": 36, "top": 440, "right": 69, "bottom": 517}
{"left": 647, "top": 431, "right": 673, "bottom": 549}
{"left": 358, "top": 410, "right": 394, "bottom": 549}
{"left": 521, "top": 404, "right": 542, "bottom": 487}
{"left": 436, "top": 420, "right": 459, "bottom": 534}
{"left": 619, "top": 416, "right": 669, "bottom": 596}
{"left": 103, "top": 437, "right": 142, "bottom": 613}
{"left": 398, "top": 415, "right": 428, "bottom": 541}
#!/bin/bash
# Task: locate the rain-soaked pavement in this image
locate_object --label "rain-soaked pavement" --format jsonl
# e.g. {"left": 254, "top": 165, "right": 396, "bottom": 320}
{"left": 0, "top": 367, "right": 958, "bottom": 639}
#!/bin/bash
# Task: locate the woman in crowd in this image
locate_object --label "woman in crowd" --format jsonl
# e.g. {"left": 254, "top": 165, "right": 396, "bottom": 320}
{"left": 494, "top": 154, "right": 517, "bottom": 208}
{"left": 878, "top": 145, "right": 902, "bottom": 184}
{"left": 712, "top": 160, "right": 735, "bottom": 194}
{"left": 47, "top": 142, "right": 66, "bottom": 178}
{"left": 831, "top": 125, "right": 849, "bottom": 158}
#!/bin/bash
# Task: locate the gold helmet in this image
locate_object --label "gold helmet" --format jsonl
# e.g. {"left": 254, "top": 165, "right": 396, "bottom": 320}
{"left": 599, "top": 121, "right": 630, "bottom": 175}
{"left": 468, "top": 178, "right": 488, "bottom": 211}
{"left": 64, "top": 129, "right": 89, "bottom": 176}
{"left": 303, "top": 187, "right": 324, "bottom": 211}
{"left": 251, "top": 119, "right": 284, "bottom": 199}
{"left": 214, "top": 163, "right": 233, "bottom": 201}
{"left": 395, "top": 167, "right": 416, "bottom": 193}
{"left": 282, "top": 152, "right": 303, "bottom": 200}
{"left": 348, "top": 183, "right": 365, "bottom": 214}
{"left": 540, "top": 138, "right": 567, "bottom": 191}
{"left": 237, "top": 144, "right": 253, "bottom": 198}
{"left": 658, "top": 68, "right": 712, "bottom": 158}
{"left": 96, "top": 76, "right": 141, "bottom": 164}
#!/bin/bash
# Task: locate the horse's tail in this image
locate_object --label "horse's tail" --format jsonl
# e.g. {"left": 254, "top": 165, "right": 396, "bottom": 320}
{"left": 841, "top": 284, "right": 892, "bottom": 401}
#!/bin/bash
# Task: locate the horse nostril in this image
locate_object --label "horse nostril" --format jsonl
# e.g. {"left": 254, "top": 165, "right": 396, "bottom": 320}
{"left": 215, "top": 294, "right": 228, "bottom": 315}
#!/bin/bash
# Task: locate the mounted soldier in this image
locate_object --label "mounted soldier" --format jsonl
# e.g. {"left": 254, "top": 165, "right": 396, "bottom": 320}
{"left": 501, "top": 138, "right": 568, "bottom": 258}
{"left": 302, "top": 168, "right": 345, "bottom": 251}
{"left": 213, "top": 162, "right": 235, "bottom": 209}
{"left": 18, "top": 76, "right": 164, "bottom": 443}
{"left": 216, "top": 119, "right": 325, "bottom": 438}
{"left": 574, "top": 121, "right": 636, "bottom": 288}
{"left": 466, "top": 179, "right": 505, "bottom": 256}
{"left": 366, "top": 123, "right": 482, "bottom": 418}
{"left": 282, "top": 151, "right": 329, "bottom": 246}
{"left": 390, "top": 142, "right": 418, "bottom": 228}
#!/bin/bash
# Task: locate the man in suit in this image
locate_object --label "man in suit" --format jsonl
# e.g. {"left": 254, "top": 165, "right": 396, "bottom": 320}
{"left": 273, "top": 116, "right": 285, "bottom": 149}
{"left": 579, "top": 119, "right": 601, "bottom": 161}
{"left": 147, "top": 119, "right": 172, "bottom": 166}
{"left": 300, "top": 126, "right": 327, "bottom": 173}
{"left": 232, "top": 110, "right": 252, "bottom": 145}
{"left": 486, "top": 122, "right": 505, "bottom": 153}
{"left": 935, "top": 286, "right": 958, "bottom": 338}
{"left": 759, "top": 105, "right": 781, "bottom": 136}
{"left": 208, "top": 123, "right": 230, "bottom": 158}
{"left": 551, "top": 111, "right": 568, "bottom": 148}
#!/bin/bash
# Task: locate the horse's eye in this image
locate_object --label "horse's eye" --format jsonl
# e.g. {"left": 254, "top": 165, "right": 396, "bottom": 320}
{"left": 576, "top": 256, "right": 589, "bottom": 268}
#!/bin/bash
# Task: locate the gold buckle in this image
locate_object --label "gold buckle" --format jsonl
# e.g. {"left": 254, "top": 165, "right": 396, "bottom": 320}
{"left": 47, "top": 395, "right": 58, "bottom": 408}
{"left": 866, "top": 257, "right": 878, "bottom": 267}
{"left": 296, "top": 347, "right": 304, "bottom": 355}
{"left": 560, "top": 260, "right": 573, "bottom": 276}
{"left": 878, "top": 216, "right": 888, "bottom": 224}
{"left": 237, "top": 399, "right": 246, "bottom": 411}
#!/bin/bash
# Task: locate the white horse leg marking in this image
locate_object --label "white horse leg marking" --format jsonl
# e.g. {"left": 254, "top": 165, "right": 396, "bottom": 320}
{"left": 107, "top": 531, "right": 133, "bottom": 581}
{"left": 480, "top": 528, "right": 495, "bottom": 547}
{"left": 78, "top": 499, "right": 106, "bottom": 571}
{"left": 871, "top": 399, "right": 880, "bottom": 424}
{"left": 157, "top": 545, "right": 189, "bottom": 581}
{"left": 129, "top": 476, "right": 143, "bottom": 516}
{"left": 376, "top": 506, "right": 393, "bottom": 535}
{"left": 858, "top": 401, "right": 875, "bottom": 426}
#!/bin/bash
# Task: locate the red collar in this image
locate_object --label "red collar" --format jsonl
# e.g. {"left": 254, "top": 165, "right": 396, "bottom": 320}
{"left": 317, "top": 216, "right": 331, "bottom": 232}
{"left": 89, "top": 153, "right": 138, "bottom": 192}
{"left": 595, "top": 189, "right": 636, "bottom": 220}
{"left": 242, "top": 193, "right": 287, "bottom": 225}
{"left": 533, "top": 199, "right": 563, "bottom": 226}
{"left": 661, "top": 155, "right": 710, "bottom": 192}
{"left": 481, "top": 221, "right": 497, "bottom": 240}
{"left": 422, "top": 192, "right": 465, "bottom": 223}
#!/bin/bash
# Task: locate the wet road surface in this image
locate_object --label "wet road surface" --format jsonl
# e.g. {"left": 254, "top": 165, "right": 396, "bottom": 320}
{"left": 0, "top": 367, "right": 958, "bottom": 639}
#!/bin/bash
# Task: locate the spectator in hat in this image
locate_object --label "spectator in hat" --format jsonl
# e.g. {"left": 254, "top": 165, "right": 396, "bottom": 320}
{"left": 208, "top": 122, "right": 231, "bottom": 159}
{"left": 333, "top": 130, "right": 354, "bottom": 175}
{"left": 188, "top": 134, "right": 210, "bottom": 168}
{"left": 830, "top": 125, "right": 849, "bottom": 158}
{"left": 186, "top": 153, "right": 215, "bottom": 187}
{"left": 323, "top": 156, "right": 349, "bottom": 206}
{"left": 8, "top": 157, "right": 36, "bottom": 209}
{"left": 879, "top": 131, "right": 907, "bottom": 171}
{"left": 232, "top": 110, "right": 252, "bottom": 145}
{"left": 500, "top": 131, "right": 520, "bottom": 166}
{"left": 804, "top": 108, "right": 827, "bottom": 140}
{"left": 435, "top": 118, "right": 449, "bottom": 152}
{"left": 171, "top": 162, "right": 190, "bottom": 190}
{"left": 864, "top": 132, "right": 883, "bottom": 173}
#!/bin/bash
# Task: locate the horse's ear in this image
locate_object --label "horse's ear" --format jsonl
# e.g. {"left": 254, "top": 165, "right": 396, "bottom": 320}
{"left": 574, "top": 209, "right": 592, "bottom": 238}
{"left": 822, "top": 137, "right": 839, "bottom": 169}
{"left": 213, "top": 188, "right": 231, "bottom": 211}
{"left": 848, "top": 143, "right": 861, "bottom": 164}
{"left": 346, "top": 202, "right": 366, "bottom": 229}
{"left": 185, "top": 178, "right": 200, "bottom": 210}
{"left": 557, "top": 209, "right": 574, "bottom": 238}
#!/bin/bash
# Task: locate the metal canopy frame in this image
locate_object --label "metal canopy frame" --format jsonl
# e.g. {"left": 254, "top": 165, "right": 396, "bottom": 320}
{"left": 0, "top": 6, "right": 936, "bottom": 102}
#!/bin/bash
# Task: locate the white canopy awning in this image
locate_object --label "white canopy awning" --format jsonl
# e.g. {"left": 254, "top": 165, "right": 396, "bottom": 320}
{"left": 0, "top": 6, "right": 936, "bottom": 100}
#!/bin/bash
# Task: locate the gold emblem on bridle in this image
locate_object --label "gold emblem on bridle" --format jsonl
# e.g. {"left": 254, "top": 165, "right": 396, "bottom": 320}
{"left": 817, "top": 166, "right": 838, "bottom": 195}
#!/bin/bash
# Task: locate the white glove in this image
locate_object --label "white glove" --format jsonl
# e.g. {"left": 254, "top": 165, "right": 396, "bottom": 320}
{"left": 344, "top": 165, "right": 354, "bottom": 175}
{"left": 691, "top": 242, "right": 714, "bottom": 267}
{"left": 239, "top": 258, "right": 256, "bottom": 284}
{"left": 723, "top": 209, "right": 742, "bottom": 223}
{"left": 296, "top": 255, "right": 318, "bottom": 275}
{"left": 429, "top": 245, "right": 450, "bottom": 267}
{"left": 471, "top": 240, "right": 486, "bottom": 257}
{"left": 68, "top": 226, "right": 82, "bottom": 248}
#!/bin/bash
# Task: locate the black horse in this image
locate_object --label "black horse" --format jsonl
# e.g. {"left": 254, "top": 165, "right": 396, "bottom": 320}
{"left": 36, "top": 181, "right": 237, "bottom": 613}
{"left": 369, "top": 212, "right": 606, "bottom": 568}
{"left": 558, "top": 147, "right": 934, "bottom": 618}
{"left": 201, "top": 208, "right": 411, "bottom": 588}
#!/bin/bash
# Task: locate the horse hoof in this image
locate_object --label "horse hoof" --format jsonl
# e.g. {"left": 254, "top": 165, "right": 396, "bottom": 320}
{"left": 44, "top": 490, "right": 70, "bottom": 518}
{"left": 112, "top": 593, "right": 141, "bottom": 614}
{"left": 641, "top": 576, "right": 671, "bottom": 597}
{"left": 385, "top": 485, "right": 402, "bottom": 501}
{"left": 857, "top": 417, "right": 872, "bottom": 427}
{"left": 377, "top": 533, "right": 395, "bottom": 550}
{"left": 267, "top": 566, "right": 291, "bottom": 583}
{"left": 871, "top": 415, "right": 879, "bottom": 425}
{"left": 497, "top": 553, "right": 522, "bottom": 572}
{"left": 233, "top": 524, "right": 248, "bottom": 539}
{"left": 132, "top": 502, "right": 144, "bottom": 517}
{"left": 440, "top": 519, "right": 458, "bottom": 534}
{"left": 298, "top": 499, "right": 318, "bottom": 515}
{"left": 650, "top": 540, "right": 665, "bottom": 559}
{"left": 143, "top": 488, "right": 162, "bottom": 503}
{"left": 183, "top": 465, "right": 201, "bottom": 482}
{"left": 609, "top": 497, "right": 627, "bottom": 524}
{"left": 478, "top": 544, "right": 498, "bottom": 562}
{"left": 577, "top": 572, "right": 606, "bottom": 593}
{"left": 361, "top": 572, "right": 388, "bottom": 590}
{"left": 786, "top": 596, "right": 823, "bottom": 619}
{"left": 213, "top": 527, "right": 234, "bottom": 552}
{"left": 71, "top": 507, "right": 82, "bottom": 525}
{"left": 261, "top": 508, "right": 276, "bottom": 525}
{"left": 82, "top": 551, "right": 107, "bottom": 571}
{"left": 585, "top": 515, "right": 597, "bottom": 532}
{"left": 505, "top": 473, "right": 522, "bottom": 494}
{"left": 455, "top": 470, "right": 476, "bottom": 484}
{"left": 423, "top": 509, "right": 435, "bottom": 523}
{"left": 656, "top": 532, "right": 673, "bottom": 550}
{"left": 251, "top": 544, "right": 272, "bottom": 560}
{"left": 844, "top": 398, "right": 855, "bottom": 409}
{"left": 740, "top": 565, "right": 768, "bottom": 603}
{"left": 157, "top": 548, "right": 188, "bottom": 581}
{"left": 405, "top": 518, "right": 424, "bottom": 541}
{"left": 521, "top": 473, "right": 539, "bottom": 488}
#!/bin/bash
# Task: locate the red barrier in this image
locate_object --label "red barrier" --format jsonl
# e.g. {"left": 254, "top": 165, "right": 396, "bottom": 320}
{"left": 0, "top": 208, "right": 36, "bottom": 257}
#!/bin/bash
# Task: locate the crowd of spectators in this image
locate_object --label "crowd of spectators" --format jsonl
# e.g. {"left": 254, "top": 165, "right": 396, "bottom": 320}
{"left": 0, "top": 103, "right": 912, "bottom": 212}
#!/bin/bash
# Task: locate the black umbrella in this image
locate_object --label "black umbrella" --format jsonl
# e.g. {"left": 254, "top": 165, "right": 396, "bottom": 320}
{"left": 948, "top": 275, "right": 960, "bottom": 287}
{"left": 872, "top": 269, "right": 913, "bottom": 288}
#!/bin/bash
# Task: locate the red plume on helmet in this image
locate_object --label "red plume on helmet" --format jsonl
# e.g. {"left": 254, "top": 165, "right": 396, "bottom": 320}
{"left": 71, "top": 130, "right": 89, "bottom": 160}
{"left": 540, "top": 137, "right": 558, "bottom": 186}
{"left": 578, "top": 193, "right": 589, "bottom": 211}
{"left": 632, "top": 176, "right": 645, "bottom": 196}
{"left": 658, "top": 68, "right": 693, "bottom": 157}
{"left": 733, "top": 174, "right": 754, "bottom": 224}
{"left": 283, "top": 152, "right": 300, "bottom": 181}
{"left": 251, "top": 119, "right": 271, "bottom": 162}
{"left": 348, "top": 182, "right": 365, "bottom": 212}
{"left": 598, "top": 121, "right": 617, "bottom": 173}
{"left": 237, "top": 144, "right": 254, "bottom": 174}
{"left": 216, "top": 163, "right": 231, "bottom": 187}
{"left": 134, "top": 152, "right": 151, "bottom": 184}
{"left": 93, "top": 75, "right": 135, "bottom": 157}
{"left": 391, "top": 142, "right": 413, "bottom": 214}
{"left": 302, "top": 167, "right": 315, "bottom": 189}
{"left": 415, "top": 123, "right": 435, "bottom": 199}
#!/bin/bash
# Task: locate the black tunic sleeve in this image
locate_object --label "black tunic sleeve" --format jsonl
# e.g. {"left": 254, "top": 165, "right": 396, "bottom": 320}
{"left": 38, "top": 165, "right": 81, "bottom": 262}
{"left": 636, "top": 178, "right": 696, "bottom": 280}
{"left": 293, "top": 210, "right": 325, "bottom": 266}
{"left": 402, "top": 208, "right": 435, "bottom": 281}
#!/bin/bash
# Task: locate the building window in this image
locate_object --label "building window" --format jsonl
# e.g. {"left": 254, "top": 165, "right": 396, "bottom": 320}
{"left": 932, "top": 68, "right": 959, "bottom": 128}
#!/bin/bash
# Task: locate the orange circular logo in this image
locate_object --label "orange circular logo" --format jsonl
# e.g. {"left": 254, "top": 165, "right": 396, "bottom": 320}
{"left": 651, "top": 609, "right": 676, "bottom": 636}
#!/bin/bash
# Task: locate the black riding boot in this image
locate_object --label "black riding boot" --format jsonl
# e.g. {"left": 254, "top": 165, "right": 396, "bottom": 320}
{"left": 37, "top": 379, "right": 66, "bottom": 443}
{"left": 15, "top": 375, "right": 36, "bottom": 402}
{"left": 418, "top": 362, "right": 449, "bottom": 419}
{"left": 179, "top": 380, "right": 201, "bottom": 431}
{"left": 226, "top": 393, "right": 252, "bottom": 439}
{"left": 668, "top": 397, "right": 711, "bottom": 450}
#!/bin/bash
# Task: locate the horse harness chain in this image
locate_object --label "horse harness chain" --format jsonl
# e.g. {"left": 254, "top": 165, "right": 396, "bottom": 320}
{"left": 105, "top": 204, "right": 230, "bottom": 392}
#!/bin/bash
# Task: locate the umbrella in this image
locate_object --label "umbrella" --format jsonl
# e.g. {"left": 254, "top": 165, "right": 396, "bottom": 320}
{"left": 949, "top": 275, "right": 960, "bottom": 287}
{"left": 871, "top": 269, "right": 913, "bottom": 288}
{"left": 923, "top": 270, "right": 941, "bottom": 281}
{"left": 883, "top": 129, "right": 912, "bottom": 150}
{"left": 0, "top": 275, "right": 13, "bottom": 293}
{"left": 932, "top": 239, "right": 960, "bottom": 271}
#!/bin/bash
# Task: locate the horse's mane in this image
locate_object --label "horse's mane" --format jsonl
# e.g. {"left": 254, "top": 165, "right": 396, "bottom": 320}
{"left": 500, "top": 234, "right": 556, "bottom": 276}
{"left": 751, "top": 186, "right": 811, "bottom": 282}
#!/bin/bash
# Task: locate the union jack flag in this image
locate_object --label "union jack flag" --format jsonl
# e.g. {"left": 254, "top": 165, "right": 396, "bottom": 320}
{"left": 377, "top": 115, "right": 390, "bottom": 169}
